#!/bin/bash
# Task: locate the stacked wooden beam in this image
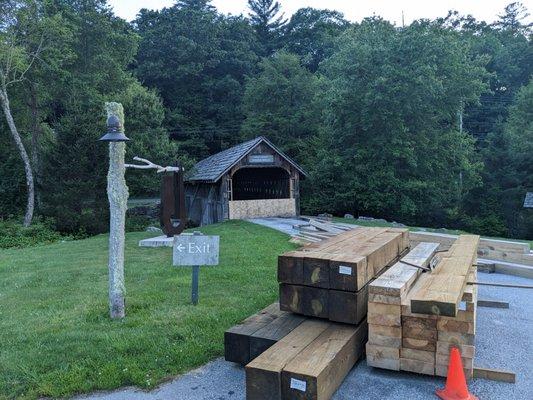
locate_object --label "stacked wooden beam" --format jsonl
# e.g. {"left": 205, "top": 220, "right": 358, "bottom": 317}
{"left": 435, "top": 268, "right": 478, "bottom": 379}
{"left": 225, "top": 303, "right": 306, "bottom": 365}
{"left": 225, "top": 226, "right": 412, "bottom": 399}
{"left": 410, "top": 235, "right": 479, "bottom": 317}
{"left": 399, "top": 277, "right": 439, "bottom": 375}
{"left": 410, "top": 231, "right": 532, "bottom": 266}
{"left": 278, "top": 227, "right": 410, "bottom": 324}
{"left": 246, "top": 319, "right": 367, "bottom": 400}
{"left": 367, "top": 234, "right": 480, "bottom": 378}
{"left": 366, "top": 242, "right": 439, "bottom": 371}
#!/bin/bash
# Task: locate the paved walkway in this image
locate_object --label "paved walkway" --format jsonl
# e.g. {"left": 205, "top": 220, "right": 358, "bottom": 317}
{"left": 72, "top": 272, "right": 532, "bottom": 400}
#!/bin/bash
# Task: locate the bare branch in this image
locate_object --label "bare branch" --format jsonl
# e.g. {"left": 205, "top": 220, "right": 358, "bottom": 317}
{"left": 125, "top": 156, "right": 181, "bottom": 173}
{"left": 6, "top": 35, "right": 44, "bottom": 87}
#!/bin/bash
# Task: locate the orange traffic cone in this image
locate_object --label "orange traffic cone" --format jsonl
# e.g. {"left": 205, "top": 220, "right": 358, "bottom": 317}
{"left": 436, "top": 347, "right": 478, "bottom": 400}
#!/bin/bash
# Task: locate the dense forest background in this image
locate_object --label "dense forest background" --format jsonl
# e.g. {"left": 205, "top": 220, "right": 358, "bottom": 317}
{"left": 0, "top": 0, "right": 532, "bottom": 239}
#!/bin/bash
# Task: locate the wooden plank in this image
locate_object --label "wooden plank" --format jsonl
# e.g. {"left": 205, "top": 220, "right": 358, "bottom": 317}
{"left": 400, "top": 348, "right": 434, "bottom": 363}
{"left": 279, "top": 284, "right": 304, "bottom": 315}
{"left": 366, "top": 343, "right": 400, "bottom": 359}
{"left": 307, "top": 218, "right": 345, "bottom": 234}
{"left": 369, "top": 293, "right": 401, "bottom": 305}
{"left": 402, "top": 316, "right": 437, "bottom": 341}
{"left": 477, "top": 299, "right": 509, "bottom": 308}
{"left": 280, "top": 227, "right": 407, "bottom": 291}
{"left": 328, "top": 286, "right": 368, "bottom": 325}
{"left": 278, "top": 251, "right": 304, "bottom": 285}
{"left": 225, "top": 303, "right": 283, "bottom": 365}
{"left": 436, "top": 318, "right": 475, "bottom": 334}
{"left": 303, "top": 286, "right": 329, "bottom": 319}
{"left": 473, "top": 367, "right": 516, "bottom": 383}
{"left": 280, "top": 283, "right": 368, "bottom": 324}
{"left": 370, "top": 242, "right": 439, "bottom": 297}
{"left": 436, "top": 352, "right": 473, "bottom": 369}
{"left": 303, "top": 227, "right": 376, "bottom": 252}
{"left": 438, "top": 309, "right": 475, "bottom": 323}
{"left": 400, "top": 358, "right": 435, "bottom": 375}
{"left": 329, "top": 255, "right": 367, "bottom": 292}
{"left": 367, "top": 302, "right": 401, "bottom": 327}
{"left": 246, "top": 320, "right": 331, "bottom": 400}
{"left": 436, "top": 341, "right": 475, "bottom": 358}
{"left": 402, "top": 337, "right": 436, "bottom": 352}
{"left": 303, "top": 253, "right": 330, "bottom": 288}
{"left": 410, "top": 235, "right": 479, "bottom": 317}
{"left": 368, "top": 333, "right": 401, "bottom": 348}
{"left": 249, "top": 313, "right": 307, "bottom": 360}
{"left": 279, "top": 284, "right": 329, "bottom": 319}
{"left": 369, "top": 324, "right": 401, "bottom": 338}
{"left": 410, "top": 231, "right": 530, "bottom": 266}
{"left": 281, "top": 321, "right": 367, "bottom": 400}
{"left": 437, "top": 330, "right": 475, "bottom": 346}
{"left": 366, "top": 354, "right": 400, "bottom": 370}
{"left": 363, "top": 231, "right": 407, "bottom": 277}
{"left": 295, "top": 234, "right": 322, "bottom": 243}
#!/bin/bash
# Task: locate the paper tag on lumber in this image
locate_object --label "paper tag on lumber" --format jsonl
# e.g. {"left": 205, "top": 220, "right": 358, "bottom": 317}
{"left": 290, "top": 378, "right": 306, "bottom": 392}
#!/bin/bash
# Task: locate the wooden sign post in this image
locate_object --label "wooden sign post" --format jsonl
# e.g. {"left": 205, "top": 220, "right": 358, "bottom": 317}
{"left": 173, "top": 232, "right": 219, "bottom": 305}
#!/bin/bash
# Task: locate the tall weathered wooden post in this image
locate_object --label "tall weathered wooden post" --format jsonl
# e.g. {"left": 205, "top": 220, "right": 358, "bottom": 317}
{"left": 100, "top": 102, "right": 130, "bottom": 319}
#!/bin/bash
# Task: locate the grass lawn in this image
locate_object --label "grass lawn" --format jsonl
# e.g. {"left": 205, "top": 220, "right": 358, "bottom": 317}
{"left": 0, "top": 220, "right": 297, "bottom": 399}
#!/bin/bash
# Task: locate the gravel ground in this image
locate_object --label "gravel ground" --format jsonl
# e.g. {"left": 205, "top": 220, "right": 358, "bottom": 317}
{"left": 73, "top": 271, "right": 532, "bottom": 400}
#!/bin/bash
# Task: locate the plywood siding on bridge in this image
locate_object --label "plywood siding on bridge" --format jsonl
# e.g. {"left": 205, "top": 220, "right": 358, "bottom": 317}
{"left": 229, "top": 199, "right": 296, "bottom": 220}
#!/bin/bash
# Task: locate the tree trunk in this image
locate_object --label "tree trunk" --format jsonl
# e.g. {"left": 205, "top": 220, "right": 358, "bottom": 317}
{"left": 29, "top": 83, "right": 42, "bottom": 209}
{"left": 0, "top": 87, "right": 35, "bottom": 227}
{"left": 105, "top": 102, "right": 128, "bottom": 319}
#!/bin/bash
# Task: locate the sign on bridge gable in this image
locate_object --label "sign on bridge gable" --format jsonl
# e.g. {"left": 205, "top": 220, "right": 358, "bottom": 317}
{"left": 173, "top": 234, "right": 220, "bottom": 266}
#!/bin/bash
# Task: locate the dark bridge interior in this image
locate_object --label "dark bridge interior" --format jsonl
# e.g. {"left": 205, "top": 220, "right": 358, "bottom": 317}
{"left": 232, "top": 167, "right": 290, "bottom": 200}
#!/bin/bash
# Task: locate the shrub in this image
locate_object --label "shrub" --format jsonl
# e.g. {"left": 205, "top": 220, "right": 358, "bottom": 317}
{"left": 0, "top": 218, "right": 67, "bottom": 249}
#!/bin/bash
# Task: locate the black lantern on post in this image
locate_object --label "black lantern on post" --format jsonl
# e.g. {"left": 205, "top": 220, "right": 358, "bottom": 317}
{"left": 99, "top": 115, "right": 130, "bottom": 142}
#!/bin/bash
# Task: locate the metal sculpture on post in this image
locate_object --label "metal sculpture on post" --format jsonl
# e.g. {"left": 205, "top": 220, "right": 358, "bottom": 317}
{"left": 160, "top": 164, "right": 186, "bottom": 237}
{"left": 124, "top": 157, "right": 186, "bottom": 236}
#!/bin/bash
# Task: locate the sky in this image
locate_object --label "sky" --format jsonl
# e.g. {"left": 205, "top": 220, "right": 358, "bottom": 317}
{"left": 108, "top": 0, "right": 533, "bottom": 25}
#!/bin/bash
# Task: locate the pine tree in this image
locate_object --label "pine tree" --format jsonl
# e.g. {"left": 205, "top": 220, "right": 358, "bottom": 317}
{"left": 176, "top": 0, "right": 214, "bottom": 11}
{"left": 495, "top": 2, "right": 532, "bottom": 34}
{"left": 247, "top": 0, "right": 287, "bottom": 55}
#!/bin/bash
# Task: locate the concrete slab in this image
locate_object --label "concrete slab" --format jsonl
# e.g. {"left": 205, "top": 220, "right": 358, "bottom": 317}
{"left": 246, "top": 217, "right": 308, "bottom": 236}
{"left": 71, "top": 271, "right": 532, "bottom": 400}
{"left": 138, "top": 235, "right": 173, "bottom": 247}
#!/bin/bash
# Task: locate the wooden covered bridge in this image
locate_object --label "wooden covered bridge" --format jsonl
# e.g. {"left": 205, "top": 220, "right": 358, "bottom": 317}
{"left": 185, "top": 136, "right": 306, "bottom": 226}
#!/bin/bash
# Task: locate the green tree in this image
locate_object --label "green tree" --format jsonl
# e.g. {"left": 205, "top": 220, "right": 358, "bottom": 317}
{"left": 135, "top": 1, "right": 258, "bottom": 157}
{"left": 241, "top": 52, "right": 321, "bottom": 158}
{"left": 248, "top": 0, "right": 286, "bottom": 56}
{"left": 283, "top": 8, "right": 349, "bottom": 71}
{"left": 446, "top": 4, "right": 532, "bottom": 237}
{"left": 507, "top": 80, "right": 533, "bottom": 239}
{"left": 310, "top": 19, "right": 488, "bottom": 227}
{"left": 495, "top": 2, "right": 532, "bottom": 34}
{"left": 41, "top": 0, "right": 141, "bottom": 234}
{"left": 0, "top": 0, "right": 43, "bottom": 226}
{"left": 120, "top": 81, "right": 184, "bottom": 197}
